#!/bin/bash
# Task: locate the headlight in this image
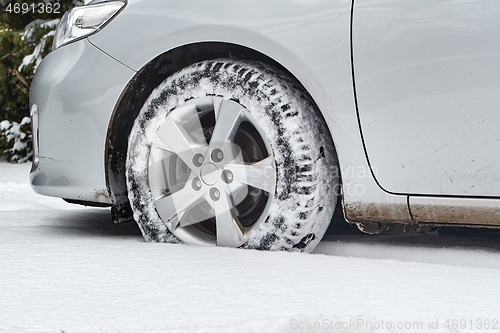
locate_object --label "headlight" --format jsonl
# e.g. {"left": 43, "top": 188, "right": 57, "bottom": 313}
{"left": 52, "top": 0, "right": 126, "bottom": 51}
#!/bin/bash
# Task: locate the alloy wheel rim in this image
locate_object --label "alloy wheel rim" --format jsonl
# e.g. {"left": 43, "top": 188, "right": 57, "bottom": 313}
{"left": 147, "top": 96, "right": 276, "bottom": 247}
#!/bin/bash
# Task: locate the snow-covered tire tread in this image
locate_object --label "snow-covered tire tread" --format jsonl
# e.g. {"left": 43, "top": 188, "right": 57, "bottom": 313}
{"left": 126, "top": 59, "right": 340, "bottom": 252}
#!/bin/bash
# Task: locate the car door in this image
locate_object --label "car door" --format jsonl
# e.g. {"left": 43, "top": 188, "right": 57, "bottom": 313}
{"left": 352, "top": 0, "right": 500, "bottom": 198}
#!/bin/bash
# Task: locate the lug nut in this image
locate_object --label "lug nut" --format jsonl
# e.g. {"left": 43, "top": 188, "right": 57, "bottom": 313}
{"left": 210, "top": 187, "right": 221, "bottom": 201}
{"left": 211, "top": 148, "right": 224, "bottom": 163}
{"left": 222, "top": 170, "right": 234, "bottom": 184}
{"left": 192, "top": 177, "right": 202, "bottom": 191}
{"left": 193, "top": 153, "right": 204, "bottom": 167}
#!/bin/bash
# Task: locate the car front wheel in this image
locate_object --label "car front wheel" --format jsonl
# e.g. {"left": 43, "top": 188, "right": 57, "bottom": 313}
{"left": 126, "top": 59, "right": 339, "bottom": 252}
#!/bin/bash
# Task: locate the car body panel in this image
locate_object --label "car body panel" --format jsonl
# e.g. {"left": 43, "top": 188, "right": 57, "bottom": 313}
{"left": 87, "top": 0, "right": 412, "bottom": 223}
{"left": 410, "top": 196, "right": 500, "bottom": 226}
{"left": 29, "top": 39, "right": 135, "bottom": 202}
{"left": 353, "top": 0, "right": 500, "bottom": 197}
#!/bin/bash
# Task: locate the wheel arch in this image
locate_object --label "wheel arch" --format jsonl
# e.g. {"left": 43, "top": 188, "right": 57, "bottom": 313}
{"left": 105, "top": 42, "right": 339, "bottom": 223}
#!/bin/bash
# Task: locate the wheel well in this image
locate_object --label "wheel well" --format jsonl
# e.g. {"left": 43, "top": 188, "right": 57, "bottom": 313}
{"left": 105, "top": 42, "right": 327, "bottom": 223}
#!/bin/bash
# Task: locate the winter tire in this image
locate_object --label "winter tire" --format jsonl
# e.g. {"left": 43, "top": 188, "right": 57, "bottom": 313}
{"left": 126, "top": 59, "right": 339, "bottom": 252}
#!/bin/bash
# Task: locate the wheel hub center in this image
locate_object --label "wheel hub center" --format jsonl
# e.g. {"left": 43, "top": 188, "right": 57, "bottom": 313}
{"left": 200, "top": 163, "right": 219, "bottom": 185}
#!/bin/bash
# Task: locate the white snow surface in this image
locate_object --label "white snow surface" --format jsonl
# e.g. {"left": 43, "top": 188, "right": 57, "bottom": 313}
{"left": 2, "top": 162, "right": 500, "bottom": 332}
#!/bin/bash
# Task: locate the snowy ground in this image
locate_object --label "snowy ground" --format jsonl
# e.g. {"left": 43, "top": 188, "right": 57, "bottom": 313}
{"left": 1, "top": 161, "right": 500, "bottom": 333}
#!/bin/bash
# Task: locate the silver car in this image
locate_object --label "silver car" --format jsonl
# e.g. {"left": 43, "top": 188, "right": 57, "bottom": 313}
{"left": 30, "top": 0, "right": 500, "bottom": 251}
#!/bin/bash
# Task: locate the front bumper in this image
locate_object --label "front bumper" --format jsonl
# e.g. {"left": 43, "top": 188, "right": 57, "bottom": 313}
{"left": 29, "top": 39, "right": 135, "bottom": 203}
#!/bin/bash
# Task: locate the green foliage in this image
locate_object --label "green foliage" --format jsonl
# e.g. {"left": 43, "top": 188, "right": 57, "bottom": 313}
{"left": 0, "top": 0, "right": 80, "bottom": 162}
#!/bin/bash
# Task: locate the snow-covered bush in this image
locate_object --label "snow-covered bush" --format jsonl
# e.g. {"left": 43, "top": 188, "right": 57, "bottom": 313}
{"left": 0, "top": 117, "right": 32, "bottom": 163}
{"left": 18, "top": 19, "right": 60, "bottom": 75}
